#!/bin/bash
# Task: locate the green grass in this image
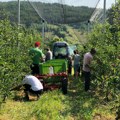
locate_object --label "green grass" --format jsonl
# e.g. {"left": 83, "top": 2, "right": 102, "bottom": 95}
{"left": 0, "top": 77, "right": 116, "bottom": 120}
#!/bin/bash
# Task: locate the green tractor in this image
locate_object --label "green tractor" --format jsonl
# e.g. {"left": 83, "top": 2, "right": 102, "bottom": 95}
{"left": 52, "top": 41, "right": 76, "bottom": 74}
{"left": 37, "top": 41, "right": 76, "bottom": 94}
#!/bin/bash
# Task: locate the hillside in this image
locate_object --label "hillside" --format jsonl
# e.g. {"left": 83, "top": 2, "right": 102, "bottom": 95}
{"left": 0, "top": 1, "right": 94, "bottom": 26}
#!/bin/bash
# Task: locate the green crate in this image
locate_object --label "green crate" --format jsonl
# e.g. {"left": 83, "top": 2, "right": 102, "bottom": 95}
{"left": 39, "top": 59, "right": 67, "bottom": 75}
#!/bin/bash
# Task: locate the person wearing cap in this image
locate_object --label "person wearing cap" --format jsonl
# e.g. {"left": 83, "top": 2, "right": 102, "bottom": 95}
{"left": 82, "top": 48, "right": 96, "bottom": 92}
{"left": 29, "top": 41, "right": 45, "bottom": 74}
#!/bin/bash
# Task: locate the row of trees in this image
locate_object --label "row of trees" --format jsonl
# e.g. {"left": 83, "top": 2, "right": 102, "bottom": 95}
{"left": 0, "top": 20, "right": 43, "bottom": 103}
{"left": 86, "top": 1, "right": 120, "bottom": 103}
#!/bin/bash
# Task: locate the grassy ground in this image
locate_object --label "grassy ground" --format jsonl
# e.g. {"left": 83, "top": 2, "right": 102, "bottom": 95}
{"left": 0, "top": 76, "right": 116, "bottom": 120}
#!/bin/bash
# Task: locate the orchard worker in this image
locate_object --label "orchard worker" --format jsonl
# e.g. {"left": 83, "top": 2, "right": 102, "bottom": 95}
{"left": 22, "top": 75, "right": 43, "bottom": 100}
{"left": 11, "top": 75, "right": 43, "bottom": 101}
{"left": 45, "top": 47, "right": 53, "bottom": 61}
{"left": 73, "top": 50, "right": 80, "bottom": 78}
{"left": 82, "top": 48, "right": 96, "bottom": 92}
{"left": 29, "top": 41, "right": 45, "bottom": 74}
{"left": 68, "top": 55, "right": 72, "bottom": 75}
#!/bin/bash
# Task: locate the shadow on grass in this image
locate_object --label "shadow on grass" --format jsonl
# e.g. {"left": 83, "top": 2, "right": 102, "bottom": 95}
{"left": 62, "top": 77, "right": 104, "bottom": 119}
{"left": 12, "top": 90, "right": 39, "bottom": 102}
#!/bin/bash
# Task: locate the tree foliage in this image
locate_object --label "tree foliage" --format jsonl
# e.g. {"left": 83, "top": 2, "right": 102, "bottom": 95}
{"left": 0, "top": 19, "right": 42, "bottom": 103}
{"left": 83, "top": 1, "right": 120, "bottom": 101}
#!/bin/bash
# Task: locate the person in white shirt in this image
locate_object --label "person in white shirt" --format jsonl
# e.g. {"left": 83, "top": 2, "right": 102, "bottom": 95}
{"left": 11, "top": 75, "right": 43, "bottom": 101}
{"left": 22, "top": 75, "right": 43, "bottom": 100}
{"left": 45, "top": 48, "right": 53, "bottom": 61}
{"left": 83, "top": 48, "right": 96, "bottom": 91}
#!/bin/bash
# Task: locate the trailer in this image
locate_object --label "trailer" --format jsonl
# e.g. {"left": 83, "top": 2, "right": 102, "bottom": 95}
{"left": 36, "top": 59, "right": 68, "bottom": 94}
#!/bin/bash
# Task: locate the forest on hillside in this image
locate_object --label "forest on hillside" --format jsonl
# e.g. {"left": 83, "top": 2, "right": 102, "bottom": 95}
{"left": 0, "top": 1, "right": 114, "bottom": 43}
{"left": 0, "top": 1, "right": 95, "bottom": 26}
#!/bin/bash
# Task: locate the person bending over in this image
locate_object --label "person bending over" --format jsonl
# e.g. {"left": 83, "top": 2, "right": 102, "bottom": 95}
{"left": 11, "top": 75, "right": 43, "bottom": 101}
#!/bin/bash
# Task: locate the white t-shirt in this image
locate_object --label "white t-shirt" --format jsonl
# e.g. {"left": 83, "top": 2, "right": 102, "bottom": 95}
{"left": 22, "top": 75, "right": 43, "bottom": 91}
{"left": 45, "top": 50, "right": 53, "bottom": 61}
{"left": 83, "top": 52, "right": 93, "bottom": 72}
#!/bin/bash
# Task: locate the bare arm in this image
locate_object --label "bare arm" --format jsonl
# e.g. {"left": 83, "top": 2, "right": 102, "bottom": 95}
{"left": 10, "top": 84, "right": 23, "bottom": 91}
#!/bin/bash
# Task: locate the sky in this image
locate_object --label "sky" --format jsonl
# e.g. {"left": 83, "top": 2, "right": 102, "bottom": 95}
{"left": 0, "top": 0, "right": 116, "bottom": 9}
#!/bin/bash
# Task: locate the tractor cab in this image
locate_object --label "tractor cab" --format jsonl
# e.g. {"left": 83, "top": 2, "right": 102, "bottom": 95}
{"left": 53, "top": 41, "right": 76, "bottom": 59}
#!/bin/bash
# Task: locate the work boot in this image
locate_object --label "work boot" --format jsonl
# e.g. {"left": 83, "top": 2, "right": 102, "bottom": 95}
{"left": 36, "top": 94, "right": 40, "bottom": 100}
{"left": 24, "top": 91, "right": 29, "bottom": 101}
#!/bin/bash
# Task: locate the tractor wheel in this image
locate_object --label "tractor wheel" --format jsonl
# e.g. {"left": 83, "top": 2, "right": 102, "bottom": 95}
{"left": 61, "top": 78, "right": 68, "bottom": 94}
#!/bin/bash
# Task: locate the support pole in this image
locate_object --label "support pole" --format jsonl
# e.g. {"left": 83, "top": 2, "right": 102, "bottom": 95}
{"left": 87, "top": 20, "right": 90, "bottom": 33}
{"left": 18, "top": 0, "right": 20, "bottom": 26}
{"left": 103, "top": 0, "right": 106, "bottom": 23}
{"left": 42, "top": 19, "right": 45, "bottom": 41}
{"left": 17, "top": 0, "right": 20, "bottom": 47}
